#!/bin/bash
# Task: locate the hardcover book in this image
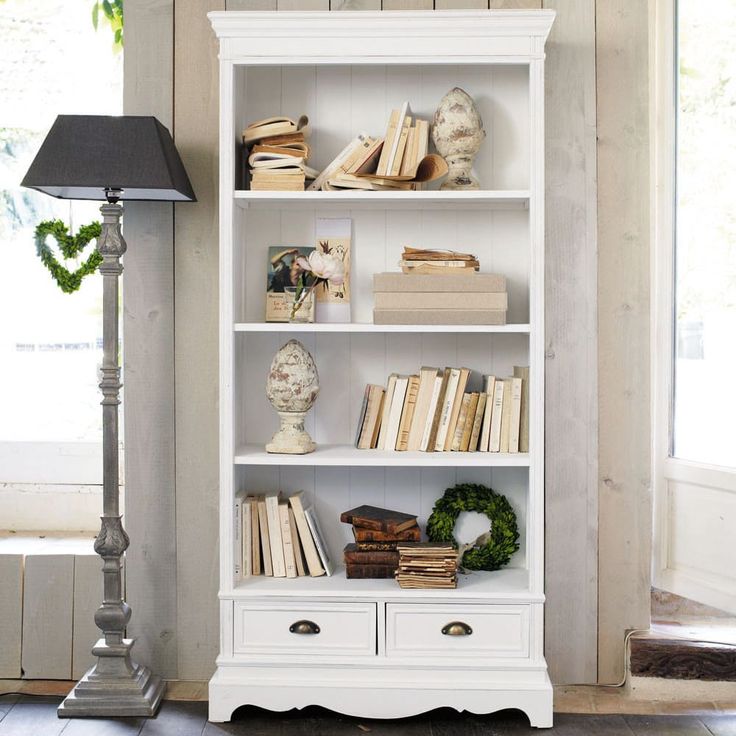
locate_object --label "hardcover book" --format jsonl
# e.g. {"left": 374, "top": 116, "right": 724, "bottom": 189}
{"left": 353, "top": 526, "right": 420, "bottom": 543}
{"left": 343, "top": 543, "right": 400, "bottom": 567}
{"left": 340, "top": 505, "right": 418, "bottom": 534}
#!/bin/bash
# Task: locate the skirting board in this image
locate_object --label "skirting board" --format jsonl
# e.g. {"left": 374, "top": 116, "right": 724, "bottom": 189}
{"left": 208, "top": 668, "right": 554, "bottom": 727}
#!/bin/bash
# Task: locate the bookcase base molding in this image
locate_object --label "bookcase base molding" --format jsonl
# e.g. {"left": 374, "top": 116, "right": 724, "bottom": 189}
{"left": 209, "top": 8, "right": 555, "bottom": 730}
{"left": 209, "top": 665, "right": 553, "bottom": 727}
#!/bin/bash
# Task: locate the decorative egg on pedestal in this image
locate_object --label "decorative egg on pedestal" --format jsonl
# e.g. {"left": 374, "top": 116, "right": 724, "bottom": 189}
{"left": 432, "top": 87, "right": 486, "bottom": 191}
{"left": 265, "top": 339, "right": 319, "bottom": 454}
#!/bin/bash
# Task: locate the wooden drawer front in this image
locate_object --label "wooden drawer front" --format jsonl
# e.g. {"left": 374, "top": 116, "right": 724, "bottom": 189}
{"left": 385, "top": 604, "right": 529, "bottom": 659}
{"left": 234, "top": 602, "right": 377, "bottom": 657}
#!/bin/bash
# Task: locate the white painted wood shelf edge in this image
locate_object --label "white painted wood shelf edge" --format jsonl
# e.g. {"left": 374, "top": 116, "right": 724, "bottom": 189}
{"left": 226, "top": 566, "right": 539, "bottom": 603}
{"left": 234, "top": 190, "right": 530, "bottom": 210}
{"left": 234, "top": 323, "right": 531, "bottom": 334}
{"left": 234, "top": 445, "right": 530, "bottom": 467}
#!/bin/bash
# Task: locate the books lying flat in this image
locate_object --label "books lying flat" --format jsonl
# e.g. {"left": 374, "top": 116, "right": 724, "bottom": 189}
{"left": 344, "top": 543, "right": 399, "bottom": 567}
{"left": 250, "top": 171, "right": 306, "bottom": 191}
{"left": 373, "top": 309, "right": 507, "bottom": 325}
{"left": 345, "top": 564, "right": 396, "bottom": 579}
{"left": 242, "top": 115, "right": 310, "bottom": 145}
{"left": 353, "top": 525, "right": 421, "bottom": 543}
{"left": 374, "top": 293, "right": 508, "bottom": 310}
{"left": 396, "top": 543, "right": 459, "bottom": 589}
{"left": 340, "top": 505, "right": 418, "bottom": 534}
{"left": 374, "top": 272, "right": 506, "bottom": 292}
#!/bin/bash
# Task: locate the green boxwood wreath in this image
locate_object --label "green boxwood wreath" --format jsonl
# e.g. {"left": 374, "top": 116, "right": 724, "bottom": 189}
{"left": 426, "top": 483, "right": 519, "bottom": 571}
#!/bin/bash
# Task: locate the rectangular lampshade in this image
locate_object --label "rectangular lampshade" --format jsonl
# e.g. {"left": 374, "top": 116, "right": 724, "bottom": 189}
{"left": 22, "top": 115, "right": 196, "bottom": 202}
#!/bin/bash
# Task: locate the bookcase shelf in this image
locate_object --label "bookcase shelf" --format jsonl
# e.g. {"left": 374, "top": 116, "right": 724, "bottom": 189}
{"left": 234, "top": 322, "right": 531, "bottom": 334}
{"left": 234, "top": 189, "right": 530, "bottom": 210}
{"left": 230, "top": 566, "right": 538, "bottom": 603}
{"left": 211, "top": 8, "right": 554, "bottom": 727}
{"left": 234, "top": 444, "right": 530, "bottom": 467}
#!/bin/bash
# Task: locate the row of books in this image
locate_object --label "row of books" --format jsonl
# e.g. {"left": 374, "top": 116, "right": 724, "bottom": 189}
{"left": 399, "top": 246, "right": 480, "bottom": 275}
{"left": 355, "top": 365, "right": 529, "bottom": 454}
{"left": 373, "top": 266, "right": 507, "bottom": 326}
{"left": 242, "top": 115, "right": 317, "bottom": 191}
{"left": 234, "top": 491, "right": 334, "bottom": 579}
{"left": 340, "top": 504, "right": 420, "bottom": 579}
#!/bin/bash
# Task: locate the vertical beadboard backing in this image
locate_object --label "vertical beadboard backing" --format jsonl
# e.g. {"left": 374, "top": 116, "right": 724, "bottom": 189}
{"left": 0, "top": 555, "right": 23, "bottom": 678}
{"left": 71, "top": 555, "right": 103, "bottom": 679}
{"left": 122, "top": 0, "right": 179, "bottom": 679}
{"left": 277, "top": 0, "right": 329, "bottom": 8}
{"left": 596, "top": 0, "right": 652, "bottom": 684}
{"left": 22, "top": 555, "right": 74, "bottom": 679}
{"left": 435, "top": 1, "right": 488, "bottom": 9}
{"left": 542, "top": 0, "right": 598, "bottom": 685}
{"left": 174, "top": 0, "right": 224, "bottom": 680}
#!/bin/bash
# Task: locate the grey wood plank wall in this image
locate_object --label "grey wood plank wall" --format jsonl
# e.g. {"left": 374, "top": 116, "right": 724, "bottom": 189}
{"left": 173, "top": 0, "right": 224, "bottom": 681}
{"left": 596, "top": 0, "right": 652, "bottom": 684}
{"left": 123, "top": 0, "right": 179, "bottom": 679}
{"left": 0, "top": 555, "right": 23, "bottom": 678}
{"left": 541, "top": 0, "right": 598, "bottom": 684}
{"left": 122, "top": 0, "right": 648, "bottom": 685}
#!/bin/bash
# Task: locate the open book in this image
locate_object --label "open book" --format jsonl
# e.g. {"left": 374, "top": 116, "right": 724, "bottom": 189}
{"left": 242, "top": 115, "right": 311, "bottom": 145}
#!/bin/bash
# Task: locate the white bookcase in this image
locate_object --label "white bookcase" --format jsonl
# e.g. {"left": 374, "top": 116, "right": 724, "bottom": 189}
{"left": 208, "top": 10, "right": 554, "bottom": 728}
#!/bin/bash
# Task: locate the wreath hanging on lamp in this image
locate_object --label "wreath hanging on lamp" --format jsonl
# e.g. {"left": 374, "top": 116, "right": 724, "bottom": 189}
{"left": 426, "top": 483, "right": 519, "bottom": 571}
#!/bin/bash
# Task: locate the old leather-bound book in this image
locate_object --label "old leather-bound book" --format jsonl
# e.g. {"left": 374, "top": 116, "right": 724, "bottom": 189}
{"left": 340, "top": 504, "right": 417, "bottom": 534}
{"left": 343, "top": 543, "right": 400, "bottom": 567}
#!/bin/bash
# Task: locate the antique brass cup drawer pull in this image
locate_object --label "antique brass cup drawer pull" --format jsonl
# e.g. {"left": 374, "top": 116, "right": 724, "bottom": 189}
{"left": 441, "top": 621, "right": 473, "bottom": 636}
{"left": 289, "top": 620, "right": 321, "bottom": 635}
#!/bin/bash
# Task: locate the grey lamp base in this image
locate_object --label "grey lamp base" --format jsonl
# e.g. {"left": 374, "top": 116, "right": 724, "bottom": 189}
{"left": 57, "top": 638, "right": 165, "bottom": 718}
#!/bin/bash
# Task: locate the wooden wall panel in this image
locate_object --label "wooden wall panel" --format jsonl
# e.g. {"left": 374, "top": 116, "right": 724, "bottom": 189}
{"left": 435, "top": 1, "right": 488, "bottom": 9}
{"left": 277, "top": 0, "right": 329, "bottom": 8}
{"left": 542, "top": 0, "right": 598, "bottom": 685}
{"left": 596, "top": 0, "right": 652, "bottom": 683}
{"left": 382, "top": 1, "right": 433, "bottom": 9}
{"left": 0, "top": 555, "right": 23, "bottom": 678}
{"left": 227, "top": 0, "right": 276, "bottom": 7}
{"left": 331, "top": 0, "right": 381, "bottom": 9}
{"left": 489, "top": 0, "right": 542, "bottom": 8}
{"left": 71, "top": 555, "right": 103, "bottom": 679}
{"left": 122, "top": 0, "right": 179, "bottom": 679}
{"left": 174, "top": 0, "right": 224, "bottom": 680}
{"left": 22, "top": 556, "right": 74, "bottom": 680}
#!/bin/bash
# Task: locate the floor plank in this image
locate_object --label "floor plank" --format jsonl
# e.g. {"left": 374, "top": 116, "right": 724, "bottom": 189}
{"left": 701, "top": 715, "right": 736, "bottom": 735}
{"left": 0, "top": 696, "right": 66, "bottom": 736}
{"left": 624, "top": 714, "right": 712, "bottom": 735}
{"left": 0, "top": 696, "right": 18, "bottom": 723}
{"left": 59, "top": 713, "right": 145, "bottom": 736}
{"left": 139, "top": 701, "right": 208, "bottom": 736}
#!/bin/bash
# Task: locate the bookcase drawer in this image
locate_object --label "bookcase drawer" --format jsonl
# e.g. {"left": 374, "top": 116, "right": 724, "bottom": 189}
{"left": 385, "top": 604, "right": 529, "bottom": 659}
{"left": 233, "top": 601, "right": 377, "bottom": 657}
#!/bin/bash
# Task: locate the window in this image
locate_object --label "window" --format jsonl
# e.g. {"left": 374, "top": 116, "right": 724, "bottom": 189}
{"left": 0, "top": 1, "right": 122, "bottom": 525}
{"left": 672, "top": 0, "right": 736, "bottom": 468}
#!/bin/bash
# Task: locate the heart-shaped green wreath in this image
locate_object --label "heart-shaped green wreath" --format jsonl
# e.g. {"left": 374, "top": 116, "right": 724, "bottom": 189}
{"left": 34, "top": 220, "right": 103, "bottom": 294}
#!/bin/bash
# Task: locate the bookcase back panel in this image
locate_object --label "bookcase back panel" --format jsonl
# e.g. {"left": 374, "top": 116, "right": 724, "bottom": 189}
{"left": 234, "top": 64, "right": 530, "bottom": 192}
{"left": 236, "top": 331, "right": 529, "bottom": 448}
{"left": 234, "top": 464, "right": 528, "bottom": 573}
{"left": 237, "top": 207, "right": 530, "bottom": 324}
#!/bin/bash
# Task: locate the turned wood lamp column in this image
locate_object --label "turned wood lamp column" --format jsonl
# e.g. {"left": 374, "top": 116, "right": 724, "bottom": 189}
{"left": 22, "top": 115, "right": 196, "bottom": 717}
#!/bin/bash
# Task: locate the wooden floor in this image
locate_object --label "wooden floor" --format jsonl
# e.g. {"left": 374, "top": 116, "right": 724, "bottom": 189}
{"left": 1, "top": 696, "right": 735, "bottom": 735}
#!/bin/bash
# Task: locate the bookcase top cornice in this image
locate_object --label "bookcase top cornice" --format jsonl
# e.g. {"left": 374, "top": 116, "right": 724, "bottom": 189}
{"left": 208, "top": 10, "right": 555, "bottom": 63}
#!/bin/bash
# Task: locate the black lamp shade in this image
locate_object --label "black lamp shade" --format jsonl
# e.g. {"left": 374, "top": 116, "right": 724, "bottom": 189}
{"left": 21, "top": 115, "right": 196, "bottom": 202}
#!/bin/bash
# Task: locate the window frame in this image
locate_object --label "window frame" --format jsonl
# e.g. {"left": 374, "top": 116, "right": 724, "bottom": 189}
{"left": 651, "top": 0, "right": 736, "bottom": 612}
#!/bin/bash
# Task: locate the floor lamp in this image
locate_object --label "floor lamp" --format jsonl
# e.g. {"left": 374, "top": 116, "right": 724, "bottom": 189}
{"left": 22, "top": 115, "right": 196, "bottom": 717}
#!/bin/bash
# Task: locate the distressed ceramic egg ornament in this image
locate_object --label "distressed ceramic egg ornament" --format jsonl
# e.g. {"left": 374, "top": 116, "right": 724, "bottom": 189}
{"left": 265, "top": 339, "right": 319, "bottom": 454}
{"left": 432, "top": 87, "right": 486, "bottom": 191}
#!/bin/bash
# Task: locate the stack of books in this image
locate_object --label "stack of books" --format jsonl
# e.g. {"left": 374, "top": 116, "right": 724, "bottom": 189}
{"left": 396, "top": 543, "right": 459, "bottom": 589}
{"left": 242, "top": 115, "right": 318, "bottom": 191}
{"left": 340, "top": 505, "right": 420, "bottom": 579}
{"left": 354, "top": 365, "right": 529, "bottom": 454}
{"left": 234, "top": 490, "right": 334, "bottom": 579}
{"left": 309, "top": 102, "right": 446, "bottom": 191}
{"left": 400, "top": 246, "right": 480, "bottom": 274}
{"left": 373, "top": 270, "right": 507, "bottom": 326}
